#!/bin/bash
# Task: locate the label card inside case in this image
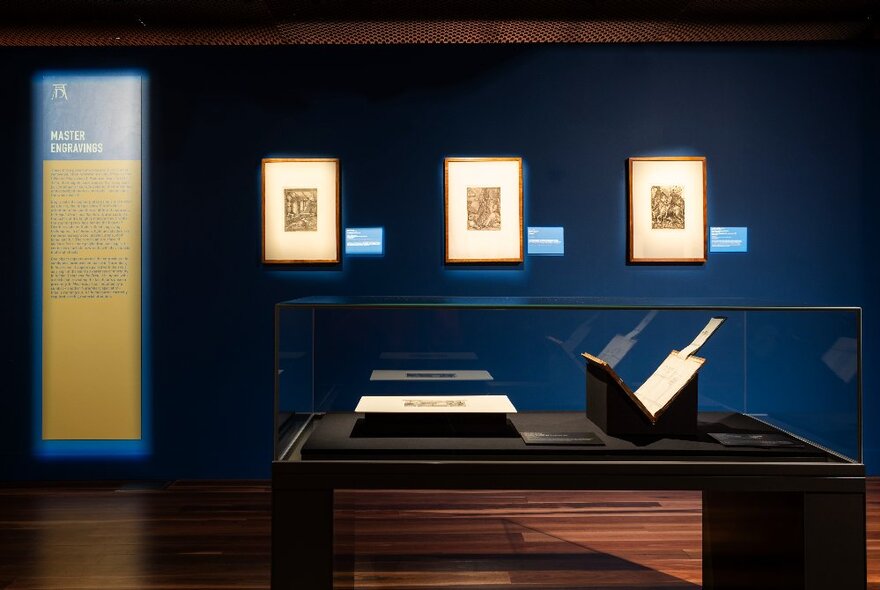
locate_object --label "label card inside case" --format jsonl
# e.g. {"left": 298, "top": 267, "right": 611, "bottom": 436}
{"left": 708, "top": 432, "right": 803, "bottom": 448}
{"left": 520, "top": 431, "right": 603, "bottom": 446}
{"left": 370, "top": 370, "right": 493, "bottom": 381}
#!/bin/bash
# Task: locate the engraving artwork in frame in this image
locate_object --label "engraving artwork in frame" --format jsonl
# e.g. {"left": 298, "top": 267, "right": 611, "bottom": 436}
{"left": 262, "top": 158, "right": 340, "bottom": 264}
{"left": 628, "top": 156, "right": 707, "bottom": 264}
{"left": 444, "top": 157, "right": 523, "bottom": 263}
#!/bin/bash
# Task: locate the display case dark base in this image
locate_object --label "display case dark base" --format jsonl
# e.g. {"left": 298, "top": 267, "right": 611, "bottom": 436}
{"left": 353, "top": 413, "right": 516, "bottom": 437}
{"left": 586, "top": 362, "right": 698, "bottom": 436}
{"left": 272, "top": 412, "right": 866, "bottom": 590}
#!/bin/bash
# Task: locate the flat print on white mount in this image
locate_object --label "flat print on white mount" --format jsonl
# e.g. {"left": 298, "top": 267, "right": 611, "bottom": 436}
{"left": 262, "top": 158, "right": 340, "bottom": 264}
{"left": 628, "top": 157, "right": 707, "bottom": 263}
{"left": 444, "top": 157, "right": 523, "bottom": 263}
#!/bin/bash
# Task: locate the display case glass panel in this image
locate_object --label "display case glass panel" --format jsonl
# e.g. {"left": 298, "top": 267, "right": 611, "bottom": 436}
{"left": 275, "top": 297, "right": 861, "bottom": 464}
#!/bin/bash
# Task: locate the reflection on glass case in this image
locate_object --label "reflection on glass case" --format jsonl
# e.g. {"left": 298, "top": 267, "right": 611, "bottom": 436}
{"left": 274, "top": 297, "right": 861, "bottom": 465}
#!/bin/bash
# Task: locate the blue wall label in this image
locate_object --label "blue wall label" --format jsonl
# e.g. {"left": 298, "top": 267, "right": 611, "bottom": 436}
{"left": 710, "top": 227, "right": 748, "bottom": 253}
{"left": 345, "top": 227, "right": 384, "bottom": 256}
{"left": 527, "top": 227, "right": 565, "bottom": 256}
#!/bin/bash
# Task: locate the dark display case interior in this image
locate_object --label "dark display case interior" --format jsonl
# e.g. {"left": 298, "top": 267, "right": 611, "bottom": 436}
{"left": 275, "top": 297, "right": 861, "bottom": 465}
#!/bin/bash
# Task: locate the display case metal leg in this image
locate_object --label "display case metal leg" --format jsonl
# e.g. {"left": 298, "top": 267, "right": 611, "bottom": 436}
{"left": 273, "top": 488, "right": 335, "bottom": 589}
{"left": 703, "top": 490, "right": 867, "bottom": 590}
{"left": 702, "top": 491, "right": 804, "bottom": 590}
{"left": 803, "top": 492, "right": 866, "bottom": 590}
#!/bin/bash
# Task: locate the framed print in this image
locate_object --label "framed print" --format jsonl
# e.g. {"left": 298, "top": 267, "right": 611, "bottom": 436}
{"left": 262, "top": 158, "right": 340, "bottom": 264}
{"left": 628, "top": 156, "right": 707, "bottom": 263}
{"left": 444, "top": 157, "right": 523, "bottom": 263}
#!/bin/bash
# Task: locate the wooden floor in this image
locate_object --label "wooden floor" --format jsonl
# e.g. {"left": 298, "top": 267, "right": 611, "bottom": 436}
{"left": 0, "top": 480, "right": 877, "bottom": 589}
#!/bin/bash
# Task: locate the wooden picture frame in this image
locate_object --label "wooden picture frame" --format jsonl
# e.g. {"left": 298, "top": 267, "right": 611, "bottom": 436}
{"left": 262, "top": 158, "right": 340, "bottom": 264}
{"left": 444, "top": 157, "right": 523, "bottom": 263}
{"left": 628, "top": 156, "right": 707, "bottom": 264}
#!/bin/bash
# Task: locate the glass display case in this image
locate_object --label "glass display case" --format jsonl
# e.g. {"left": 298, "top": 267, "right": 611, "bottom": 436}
{"left": 274, "top": 296, "right": 861, "bottom": 464}
{"left": 271, "top": 297, "right": 865, "bottom": 590}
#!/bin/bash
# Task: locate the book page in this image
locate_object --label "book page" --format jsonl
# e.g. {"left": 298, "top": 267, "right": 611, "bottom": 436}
{"left": 633, "top": 353, "right": 703, "bottom": 419}
{"left": 678, "top": 316, "right": 726, "bottom": 359}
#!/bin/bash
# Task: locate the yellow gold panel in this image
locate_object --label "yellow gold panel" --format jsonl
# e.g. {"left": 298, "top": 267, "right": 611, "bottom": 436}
{"left": 42, "top": 160, "right": 141, "bottom": 440}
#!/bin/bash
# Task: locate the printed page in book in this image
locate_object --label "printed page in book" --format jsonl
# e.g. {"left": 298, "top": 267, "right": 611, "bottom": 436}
{"left": 633, "top": 352, "right": 703, "bottom": 419}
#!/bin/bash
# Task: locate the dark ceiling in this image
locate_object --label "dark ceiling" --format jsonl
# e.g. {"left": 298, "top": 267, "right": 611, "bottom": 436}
{"left": 0, "top": 0, "right": 876, "bottom": 45}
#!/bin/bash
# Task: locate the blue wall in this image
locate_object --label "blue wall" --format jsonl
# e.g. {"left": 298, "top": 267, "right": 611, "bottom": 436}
{"left": 1, "top": 44, "right": 877, "bottom": 478}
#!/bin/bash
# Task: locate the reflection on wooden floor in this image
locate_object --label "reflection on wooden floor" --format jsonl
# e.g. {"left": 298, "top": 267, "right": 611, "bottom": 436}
{"left": 335, "top": 490, "right": 702, "bottom": 589}
{"left": 0, "top": 480, "right": 876, "bottom": 589}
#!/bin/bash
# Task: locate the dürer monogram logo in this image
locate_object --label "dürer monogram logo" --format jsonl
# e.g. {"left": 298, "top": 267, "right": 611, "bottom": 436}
{"left": 51, "top": 84, "right": 69, "bottom": 101}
